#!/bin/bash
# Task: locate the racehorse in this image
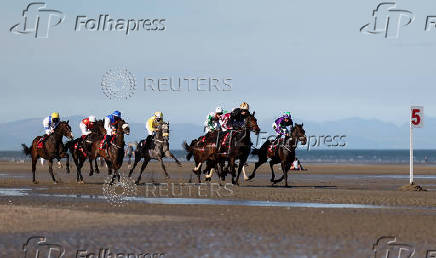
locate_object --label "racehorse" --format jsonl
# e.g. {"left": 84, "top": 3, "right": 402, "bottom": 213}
{"left": 66, "top": 119, "right": 107, "bottom": 182}
{"left": 247, "top": 123, "right": 307, "bottom": 187}
{"left": 21, "top": 121, "right": 74, "bottom": 184}
{"left": 182, "top": 130, "right": 221, "bottom": 183}
{"left": 89, "top": 119, "right": 130, "bottom": 184}
{"left": 184, "top": 112, "right": 260, "bottom": 185}
{"left": 207, "top": 112, "right": 260, "bottom": 185}
{"left": 129, "top": 122, "right": 181, "bottom": 184}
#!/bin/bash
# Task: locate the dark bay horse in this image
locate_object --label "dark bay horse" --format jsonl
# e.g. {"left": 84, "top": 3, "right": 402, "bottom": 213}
{"left": 22, "top": 121, "right": 74, "bottom": 184}
{"left": 128, "top": 122, "right": 181, "bottom": 184}
{"left": 206, "top": 112, "right": 260, "bottom": 185}
{"left": 89, "top": 119, "right": 130, "bottom": 183}
{"left": 66, "top": 120, "right": 106, "bottom": 182}
{"left": 247, "top": 123, "right": 307, "bottom": 187}
{"left": 184, "top": 112, "right": 260, "bottom": 185}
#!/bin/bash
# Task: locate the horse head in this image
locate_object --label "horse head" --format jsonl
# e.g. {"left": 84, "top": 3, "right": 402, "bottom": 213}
{"left": 291, "top": 123, "right": 306, "bottom": 145}
{"left": 56, "top": 121, "right": 74, "bottom": 140}
{"left": 245, "top": 112, "right": 260, "bottom": 134}
{"left": 117, "top": 119, "right": 130, "bottom": 135}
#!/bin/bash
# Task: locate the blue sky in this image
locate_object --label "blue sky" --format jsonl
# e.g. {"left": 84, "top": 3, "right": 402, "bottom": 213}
{"left": 1, "top": 0, "right": 436, "bottom": 126}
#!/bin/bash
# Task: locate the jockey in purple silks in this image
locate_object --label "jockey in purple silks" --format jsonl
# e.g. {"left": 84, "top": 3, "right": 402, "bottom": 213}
{"left": 272, "top": 112, "right": 293, "bottom": 143}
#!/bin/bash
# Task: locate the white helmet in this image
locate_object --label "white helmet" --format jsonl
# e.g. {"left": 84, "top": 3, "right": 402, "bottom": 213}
{"left": 215, "top": 106, "right": 223, "bottom": 114}
{"left": 89, "top": 115, "right": 96, "bottom": 123}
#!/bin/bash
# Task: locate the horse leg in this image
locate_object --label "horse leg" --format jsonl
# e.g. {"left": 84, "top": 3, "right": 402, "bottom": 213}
{"left": 48, "top": 159, "right": 58, "bottom": 184}
{"left": 158, "top": 157, "right": 170, "bottom": 179}
{"left": 247, "top": 155, "right": 267, "bottom": 180}
{"left": 165, "top": 150, "right": 182, "bottom": 166}
{"left": 235, "top": 158, "right": 247, "bottom": 186}
{"left": 282, "top": 161, "right": 289, "bottom": 187}
{"left": 128, "top": 152, "right": 141, "bottom": 177}
{"left": 94, "top": 158, "right": 100, "bottom": 174}
{"left": 106, "top": 159, "right": 113, "bottom": 177}
{"left": 65, "top": 153, "right": 70, "bottom": 174}
{"left": 136, "top": 158, "right": 150, "bottom": 185}
{"left": 270, "top": 161, "right": 277, "bottom": 182}
{"left": 77, "top": 158, "right": 84, "bottom": 183}
{"left": 88, "top": 157, "right": 94, "bottom": 176}
{"left": 31, "top": 156, "right": 38, "bottom": 184}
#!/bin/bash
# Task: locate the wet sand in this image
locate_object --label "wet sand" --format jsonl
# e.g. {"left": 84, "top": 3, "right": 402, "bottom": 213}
{"left": 0, "top": 161, "right": 435, "bottom": 257}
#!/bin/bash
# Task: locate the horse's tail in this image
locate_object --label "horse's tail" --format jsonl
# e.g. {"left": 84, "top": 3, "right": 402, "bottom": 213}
{"left": 182, "top": 141, "right": 193, "bottom": 161}
{"left": 21, "top": 144, "right": 32, "bottom": 156}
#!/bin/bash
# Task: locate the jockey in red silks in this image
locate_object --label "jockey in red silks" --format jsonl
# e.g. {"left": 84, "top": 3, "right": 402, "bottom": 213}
{"left": 79, "top": 115, "right": 96, "bottom": 139}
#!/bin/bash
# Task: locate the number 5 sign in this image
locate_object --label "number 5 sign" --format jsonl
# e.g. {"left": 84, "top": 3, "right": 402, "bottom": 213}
{"left": 409, "top": 106, "right": 424, "bottom": 185}
{"left": 411, "top": 106, "right": 424, "bottom": 128}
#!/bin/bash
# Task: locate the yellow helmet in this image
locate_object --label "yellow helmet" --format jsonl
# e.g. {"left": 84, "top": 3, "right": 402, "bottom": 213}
{"left": 154, "top": 111, "right": 163, "bottom": 119}
{"left": 240, "top": 102, "right": 249, "bottom": 111}
{"left": 51, "top": 112, "right": 60, "bottom": 119}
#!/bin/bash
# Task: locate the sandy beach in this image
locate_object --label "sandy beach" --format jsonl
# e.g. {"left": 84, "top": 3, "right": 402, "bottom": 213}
{"left": 0, "top": 161, "right": 435, "bottom": 257}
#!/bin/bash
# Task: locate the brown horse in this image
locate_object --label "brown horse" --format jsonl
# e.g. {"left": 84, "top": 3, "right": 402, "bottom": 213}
{"left": 208, "top": 112, "right": 260, "bottom": 185}
{"left": 247, "top": 123, "right": 307, "bottom": 186}
{"left": 89, "top": 119, "right": 130, "bottom": 183}
{"left": 66, "top": 120, "right": 106, "bottom": 182}
{"left": 184, "top": 112, "right": 260, "bottom": 185}
{"left": 182, "top": 130, "right": 221, "bottom": 183}
{"left": 22, "top": 121, "right": 74, "bottom": 184}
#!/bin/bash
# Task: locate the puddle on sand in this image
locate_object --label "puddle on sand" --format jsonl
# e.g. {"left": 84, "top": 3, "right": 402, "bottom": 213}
{"left": 0, "top": 188, "right": 435, "bottom": 211}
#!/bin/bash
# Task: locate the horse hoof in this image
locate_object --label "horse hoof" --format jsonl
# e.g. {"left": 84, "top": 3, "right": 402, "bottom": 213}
{"left": 135, "top": 180, "right": 140, "bottom": 185}
{"left": 77, "top": 181, "right": 84, "bottom": 184}
{"left": 89, "top": 172, "right": 93, "bottom": 176}
{"left": 96, "top": 170, "right": 100, "bottom": 174}
{"left": 33, "top": 180, "right": 39, "bottom": 184}
{"left": 53, "top": 181, "right": 58, "bottom": 184}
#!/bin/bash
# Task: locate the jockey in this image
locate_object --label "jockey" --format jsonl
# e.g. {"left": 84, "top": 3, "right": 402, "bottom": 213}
{"left": 145, "top": 111, "right": 163, "bottom": 145}
{"left": 220, "top": 102, "right": 250, "bottom": 131}
{"left": 42, "top": 112, "right": 60, "bottom": 135}
{"left": 79, "top": 115, "right": 96, "bottom": 139}
{"left": 204, "top": 107, "right": 224, "bottom": 133}
{"left": 104, "top": 110, "right": 121, "bottom": 146}
{"left": 272, "top": 112, "right": 293, "bottom": 141}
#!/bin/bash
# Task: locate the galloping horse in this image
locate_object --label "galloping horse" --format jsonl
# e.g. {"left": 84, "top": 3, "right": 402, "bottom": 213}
{"left": 247, "top": 123, "right": 307, "bottom": 186}
{"left": 129, "top": 122, "right": 181, "bottom": 184}
{"left": 22, "top": 121, "right": 74, "bottom": 184}
{"left": 66, "top": 120, "right": 106, "bottom": 182}
{"left": 206, "top": 112, "right": 260, "bottom": 185}
{"left": 184, "top": 112, "right": 260, "bottom": 185}
{"left": 89, "top": 119, "right": 130, "bottom": 183}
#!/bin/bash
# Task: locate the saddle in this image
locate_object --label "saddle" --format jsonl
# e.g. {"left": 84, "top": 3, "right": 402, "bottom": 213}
{"left": 74, "top": 142, "right": 87, "bottom": 157}
{"left": 269, "top": 138, "right": 284, "bottom": 154}
{"left": 36, "top": 135, "right": 48, "bottom": 149}
{"left": 99, "top": 135, "right": 115, "bottom": 150}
